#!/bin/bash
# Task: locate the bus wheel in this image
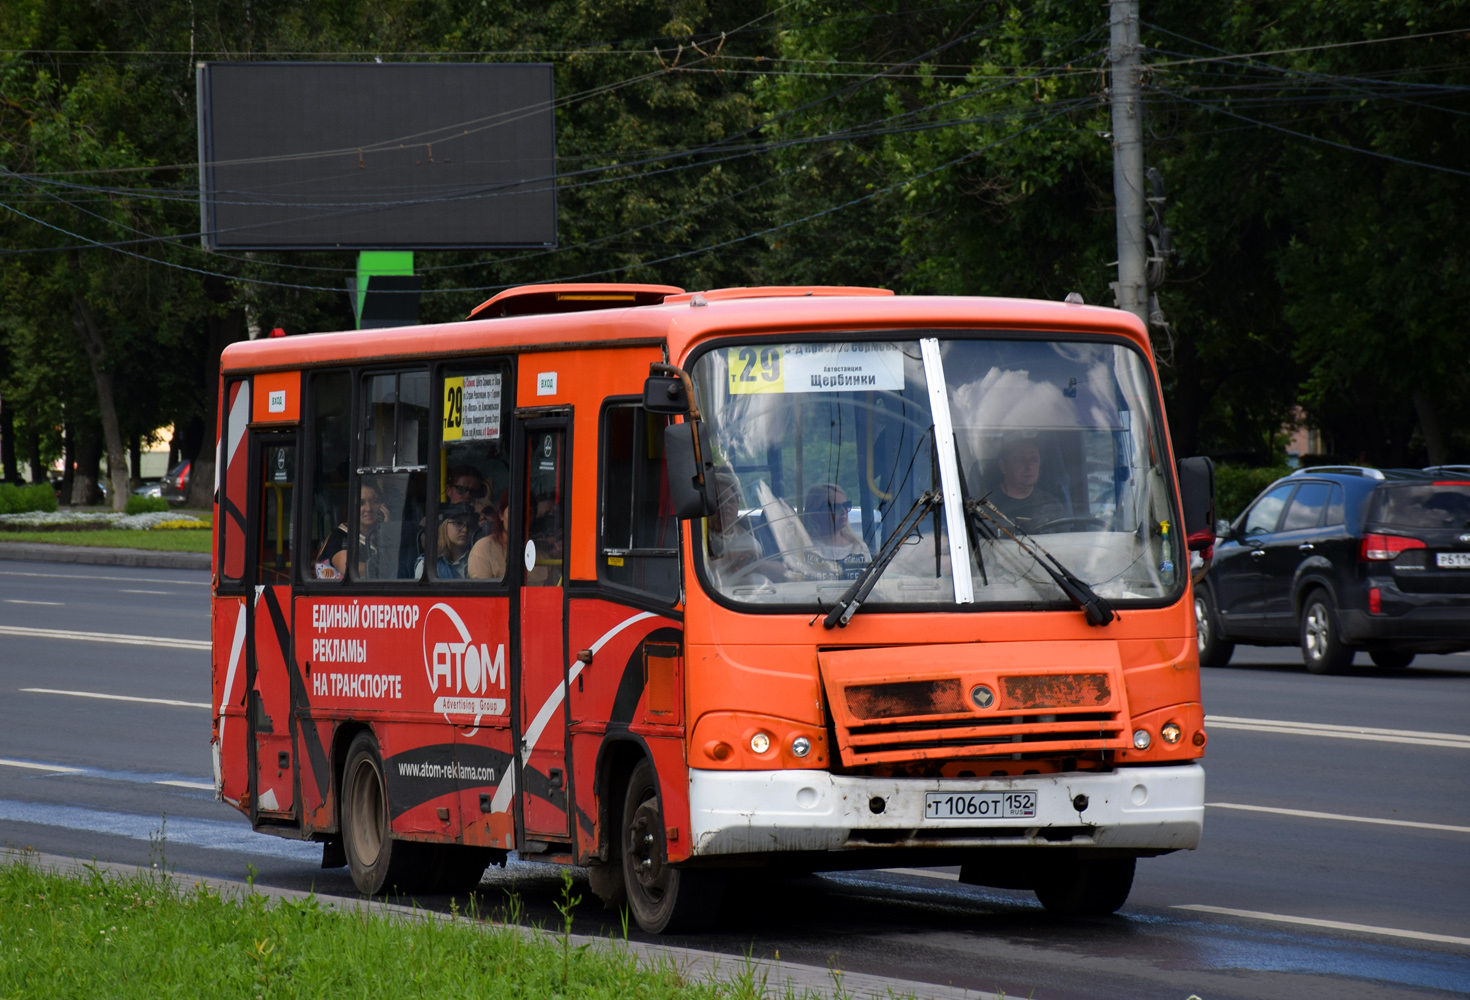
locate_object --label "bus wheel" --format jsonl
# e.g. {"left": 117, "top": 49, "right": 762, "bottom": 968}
{"left": 423, "top": 845, "right": 495, "bottom": 895}
{"left": 1034, "top": 857, "right": 1135, "bottom": 917}
{"left": 341, "top": 732, "right": 421, "bottom": 895}
{"left": 620, "top": 759, "right": 722, "bottom": 933}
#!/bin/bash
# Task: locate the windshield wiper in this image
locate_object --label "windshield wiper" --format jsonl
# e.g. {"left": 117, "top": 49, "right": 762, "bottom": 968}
{"left": 822, "top": 491, "right": 939, "bottom": 629}
{"left": 965, "top": 497, "right": 1117, "bottom": 627}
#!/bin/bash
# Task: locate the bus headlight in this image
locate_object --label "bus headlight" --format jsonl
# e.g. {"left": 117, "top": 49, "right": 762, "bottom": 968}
{"left": 1161, "top": 721, "right": 1182, "bottom": 744}
{"left": 791, "top": 736, "right": 811, "bottom": 758}
{"left": 750, "top": 732, "right": 771, "bottom": 754}
{"left": 1132, "top": 729, "right": 1152, "bottom": 750}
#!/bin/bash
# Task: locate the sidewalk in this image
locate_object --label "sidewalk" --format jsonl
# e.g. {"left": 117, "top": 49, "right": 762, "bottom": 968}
{"left": 0, "top": 540, "right": 209, "bottom": 571}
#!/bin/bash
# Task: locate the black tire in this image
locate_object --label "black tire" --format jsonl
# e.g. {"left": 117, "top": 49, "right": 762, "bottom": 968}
{"left": 1299, "top": 589, "right": 1355, "bottom": 675}
{"left": 621, "top": 759, "right": 723, "bottom": 933}
{"left": 1194, "top": 588, "right": 1235, "bottom": 668}
{"left": 341, "top": 731, "right": 425, "bottom": 895}
{"left": 1370, "top": 650, "right": 1416, "bottom": 670}
{"left": 421, "top": 845, "right": 495, "bottom": 895}
{"left": 1033, "top": 857, "right": 1135, "bottom": 917}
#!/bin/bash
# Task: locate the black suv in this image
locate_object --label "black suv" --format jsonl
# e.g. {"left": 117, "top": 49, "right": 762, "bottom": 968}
{"left": 1196, "top": 467, "right": 1470, "bottom": 674}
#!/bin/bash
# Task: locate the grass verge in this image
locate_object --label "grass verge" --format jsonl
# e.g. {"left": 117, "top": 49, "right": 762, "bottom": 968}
{"left": 0, "top": 859, "right": 792, "bottom": 1000}
{"left": 0, "top": 530, "right": 211, "bottom": 553}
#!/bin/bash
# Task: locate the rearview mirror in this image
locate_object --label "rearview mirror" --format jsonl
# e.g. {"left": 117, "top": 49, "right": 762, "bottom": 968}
{"left": 664, "top": 420, "right": 717, "bottom": 519}
{"left": 642, "top": 375, "right": 690, "bottom": 414}
{"left": 1177, "top": 456, "right": 1216, "bottom": 552}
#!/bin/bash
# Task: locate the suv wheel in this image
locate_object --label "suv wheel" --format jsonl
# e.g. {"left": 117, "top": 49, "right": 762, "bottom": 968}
{"left": 1369, "top": 650, "right": 1416, "bottom": 670}
{"left": 1299, "top": 590, "right": 1354, "bottom": 675}
{"left": 1195, "top": 589, "right": 1234, "bottom": 668}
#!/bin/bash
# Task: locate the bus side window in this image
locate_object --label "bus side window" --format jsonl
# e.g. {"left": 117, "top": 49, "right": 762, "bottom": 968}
{"left": 304, "top": 371, "right": 351, "bottom": 582}
{"left": 438, "top": 363, "right": 512, "bottom": 582}
{"left": 599, "top": 403, "right": 679, "bottom": 603}
{"left": 353, "top": 370, "right": 429, "bottom": 580}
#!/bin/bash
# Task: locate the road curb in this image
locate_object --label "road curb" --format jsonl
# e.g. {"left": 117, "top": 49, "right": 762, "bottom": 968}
{"left": 0, "top": 542, "right": 210, "bottom": 571}
{"left": 7, "top": 849, "right": 999, "bottom": 1000}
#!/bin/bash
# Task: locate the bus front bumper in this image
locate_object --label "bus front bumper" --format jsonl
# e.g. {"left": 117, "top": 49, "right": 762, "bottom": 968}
{"left": 687, "top": 764, "right": 1204, "bottom": 857}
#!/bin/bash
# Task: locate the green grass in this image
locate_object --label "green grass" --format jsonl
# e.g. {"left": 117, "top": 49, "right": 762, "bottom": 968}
{"left": 0, "top": 860, "right": 793, "bottom": 1000}
{"left": 0, "top": 530, "right": 211, "bottom": 553}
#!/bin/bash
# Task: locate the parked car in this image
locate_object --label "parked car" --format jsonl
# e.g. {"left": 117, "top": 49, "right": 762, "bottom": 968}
{"left": 1196, "top": 466, "right": 1470, "bottom": 674}
{"left": 160, "top": 460, "right": 191, "bottom": 505}
{"left": 131, "top": 479, "right": 163, "bottom": 498}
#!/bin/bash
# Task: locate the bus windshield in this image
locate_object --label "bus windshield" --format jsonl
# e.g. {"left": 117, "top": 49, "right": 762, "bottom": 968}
{"left": 691, "top": 334, "right": 1181, "bottom": 610}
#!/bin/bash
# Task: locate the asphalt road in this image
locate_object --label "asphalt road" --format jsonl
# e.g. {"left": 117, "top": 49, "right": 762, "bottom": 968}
{"left": 1, "top": 560, "right": 1467, "bottom": 999}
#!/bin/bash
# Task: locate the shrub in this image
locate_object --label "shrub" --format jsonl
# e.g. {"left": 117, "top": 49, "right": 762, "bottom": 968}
{"left": 125, "top": 494, "right": 170, "bottom": 515}
{"left": 1215, "top": 465, "right": 1292, "bottom": 523}
{"left": 0, "top": 481, "right": 59, "bottom": 514}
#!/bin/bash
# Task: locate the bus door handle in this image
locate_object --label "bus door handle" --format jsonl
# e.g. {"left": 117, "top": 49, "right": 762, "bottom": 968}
{"left": 1298, "top": 543, "right": 1314, "bottom": 553}
{"left": 548, "top": 768, "right": 564, "bottom": 789}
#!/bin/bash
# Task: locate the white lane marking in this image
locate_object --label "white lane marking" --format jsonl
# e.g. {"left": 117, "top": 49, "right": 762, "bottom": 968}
{"left": 0, "top": 570, "right": 209, "bottom": 586}
{"left": 0, "top": 799, "right": 319, "bottom": 863}
{"left": 0, "top": 625, "right": 209, "bottom": 650}
{"left": 489, "top": 610, "right": 659, "bottom": 815}
{"left": 1207, "top": 801, "right": 1470, "bottom": 834}
{"left": 1206, "top": 715, "right": 1470, "bottom": 749}
{"left": 21, "top": 688, "right": 210, "bottom": 709}
{"left": 1173, "top": 905, "right": 1470, "bottom": 948}
{"left": 0, "top": 758, "right": 80, "bottom": 774}
{"left": 155, "top": 780, "right": 215, "bottom": 791}
{"left": 120, "top": 589, "right": 171, "bottom": 595}
{"left": 883, "top": 867, "right": 959, "bottom": 881}
{"left": 5, "top": 599, "right": 63, "bottom": 605}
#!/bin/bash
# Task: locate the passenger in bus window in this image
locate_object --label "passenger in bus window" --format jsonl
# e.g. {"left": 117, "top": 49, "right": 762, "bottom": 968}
{"left": 988, "top": 432, "right": 1065, "bottom": 531}
{"left": 316, "top": 480, "right": 388, "bottom": 578}
{"left": 709, "top": 468, "right": 775, "bottom": 584}
{"left": 445, "top": 465, "right": 488, "bottom": 506}
{"left": 467, "top": 501, "right": 509, "bottom": 580}
{"left": 433, "top": 502, "right": 477, "bottom": 579}
{"left": 802, "top": 483, "right": 872, "bottom": 567}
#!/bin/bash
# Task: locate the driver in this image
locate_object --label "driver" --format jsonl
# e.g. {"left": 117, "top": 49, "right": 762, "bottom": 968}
{"left": 987, "top": 433, "right": 1065, "bottom": 530}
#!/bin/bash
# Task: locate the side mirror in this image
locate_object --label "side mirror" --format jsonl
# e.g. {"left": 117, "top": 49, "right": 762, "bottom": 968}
{"left": 1214, "top": 517, "right": 1232, "bottom": 539}
{"left": 665, "top": 420, "right": 717, "bottom": 519}
{"left": 643, "top": 375, "right": 690, "bottom": 414}
{"left": 1177, "top": 456, "right": 1216, "bottom": 552}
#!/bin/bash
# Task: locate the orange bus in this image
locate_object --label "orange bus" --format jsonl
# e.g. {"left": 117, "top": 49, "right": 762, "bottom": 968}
{"left": 211, "top": 283, "right": 1216, "bottom": 932}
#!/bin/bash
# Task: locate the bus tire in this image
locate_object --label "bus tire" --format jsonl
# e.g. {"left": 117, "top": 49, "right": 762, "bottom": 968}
{"left": 341, "top": 731, "right": 423, "bottom": 896}
{"left": 1194, "top": 588, "right": 1234, "bottom": 668}
{"left": 1300, "top": 590, "right": 1354, "bottom": 675}
{"left": 621, "top": 758, "right": 723, "bottom": 933}
{"left": 1034, "top": 856, "right": 1135, "bottom": 917}
{"left": 423, "top": 845, "right": 495, "bottom": 895}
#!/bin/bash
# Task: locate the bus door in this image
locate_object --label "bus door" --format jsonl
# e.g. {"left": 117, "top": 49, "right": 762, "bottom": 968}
{"left": 246, "top": 431, "right": 298, "bottom": 821}
{"left": 517, "top": 419, "right": 571, "bottom": 843}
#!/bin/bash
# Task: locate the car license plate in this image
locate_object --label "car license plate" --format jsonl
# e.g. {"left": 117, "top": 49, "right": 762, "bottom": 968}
{"left": 1436, "top": 553, "right": 1470, "bottom": 569}
{"left": 924, "top": 790, "right": 1036, "bottom": 821}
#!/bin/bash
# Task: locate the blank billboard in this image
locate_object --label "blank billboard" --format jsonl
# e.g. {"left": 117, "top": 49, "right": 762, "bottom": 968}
{"left": 197, "top": 62, "right": 556, "bottom": 250}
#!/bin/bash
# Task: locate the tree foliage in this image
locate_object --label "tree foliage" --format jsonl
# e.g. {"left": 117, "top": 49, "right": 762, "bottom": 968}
{"left": 1, "top": 0, "right": 1466, "bottom": 495}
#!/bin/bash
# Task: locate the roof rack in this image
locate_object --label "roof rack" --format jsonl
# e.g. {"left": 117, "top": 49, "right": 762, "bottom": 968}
{"left": 1292, "top": 466, "right": 1385, "bottom": 480}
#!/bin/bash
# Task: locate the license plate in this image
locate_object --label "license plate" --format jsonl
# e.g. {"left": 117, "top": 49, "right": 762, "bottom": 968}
{"left": 924, "top": 790, "right": 1037, "bottom": 821}
{"left": 1436, "top": 553, "right": 1470, "bottom": 569}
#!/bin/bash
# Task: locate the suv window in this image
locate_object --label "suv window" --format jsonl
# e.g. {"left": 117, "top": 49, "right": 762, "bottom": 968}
{"left": 1368, "top": 483, "right": 1470, "bottom": 530}
{"left": 1244, "top": 484, "right": 1294, "bottom": 536}
{"left": 1281, "top": 482, "right": 1330, "bottom": 531}
{"left": 1325, "top": 484, "right": 1345, "bottom": 526}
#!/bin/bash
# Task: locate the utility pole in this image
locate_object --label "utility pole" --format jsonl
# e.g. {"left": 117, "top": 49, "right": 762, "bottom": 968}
{"left": 1109, "top": 0, "right": 1147, "bottom": 326}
